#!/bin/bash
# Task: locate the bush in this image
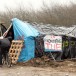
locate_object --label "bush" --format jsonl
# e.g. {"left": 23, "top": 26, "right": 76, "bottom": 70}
{"left": 0, "top": 2, "right": 76, "bottom": 27}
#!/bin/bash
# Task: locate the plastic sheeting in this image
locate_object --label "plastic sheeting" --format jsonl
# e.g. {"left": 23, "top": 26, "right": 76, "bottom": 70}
{"left": 62, "top": 35, "right": 76, "bottom": 59}
{"left": 32, "top": 23, "right": 76, "bottom": 37}
{"left": 12, "top": 18, "right": 39, "bottom": 62}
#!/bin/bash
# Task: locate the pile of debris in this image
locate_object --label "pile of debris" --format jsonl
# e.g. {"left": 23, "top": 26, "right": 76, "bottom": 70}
{"left": 17, "top": 56, "right": 62, "bottom": 67}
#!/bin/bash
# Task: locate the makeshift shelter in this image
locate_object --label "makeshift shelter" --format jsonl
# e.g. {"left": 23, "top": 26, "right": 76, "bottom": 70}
{"left": 32, "top": 23, "right": 76, "bottom": 60}
{"left": 43, "top": 34, "right": 76, "bottom": 60}
{"left": 4, "top": 18, "right": 40, "bottom": 62}
{"left": 3, "top": 19, "right": 76, "bottom": 61}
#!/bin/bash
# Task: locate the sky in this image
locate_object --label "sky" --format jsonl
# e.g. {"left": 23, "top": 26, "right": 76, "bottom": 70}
{"left": 0, "top": 0, "right": 76, "bottom": 11}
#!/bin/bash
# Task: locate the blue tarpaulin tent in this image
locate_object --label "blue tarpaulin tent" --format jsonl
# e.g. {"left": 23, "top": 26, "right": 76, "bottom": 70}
{"left": 6, "top": 18, "right": 40, "bottom": 62}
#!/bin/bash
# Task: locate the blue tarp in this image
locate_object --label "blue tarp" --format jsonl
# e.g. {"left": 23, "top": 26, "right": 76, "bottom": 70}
{"left": 12, "top": 18, "right": 39, "bottom": 62}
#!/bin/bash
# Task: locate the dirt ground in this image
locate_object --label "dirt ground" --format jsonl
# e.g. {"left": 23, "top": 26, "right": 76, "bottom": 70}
{"left": 0, "top": 65, "right": 76, "bottom": 76}
{"left": 0, "top": 57, "right": 76, "bottom": 76}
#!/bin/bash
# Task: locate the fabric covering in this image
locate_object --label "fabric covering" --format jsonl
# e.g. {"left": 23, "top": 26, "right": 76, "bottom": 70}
{"left": 62, "top": 35, "right": 76, "bottom": 59}
{"left": 12, "top": 18, "right": 39, "bottom": 62}
{"left": 35, "top": 35, "right": 45, "bottom": 57}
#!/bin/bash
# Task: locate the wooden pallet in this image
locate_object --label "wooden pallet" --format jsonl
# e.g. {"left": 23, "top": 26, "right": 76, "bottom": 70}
{"left": 9, "top": 40, "right": 23, "bottom": 64}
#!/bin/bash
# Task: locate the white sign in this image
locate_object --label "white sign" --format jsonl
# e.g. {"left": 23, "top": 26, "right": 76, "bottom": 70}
{"left": 44, "top": 35, "right": 62, "bottom": 51}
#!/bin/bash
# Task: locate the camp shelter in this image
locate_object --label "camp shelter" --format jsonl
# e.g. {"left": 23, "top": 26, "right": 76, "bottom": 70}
{"left": 32, "top": 23, "right": 76, "bottom": 60}
{"left": 43, "top": 34, "right": 76, "bottom": 60}
{"left": 4, "top": 18, "right": 40, "bottom": 62}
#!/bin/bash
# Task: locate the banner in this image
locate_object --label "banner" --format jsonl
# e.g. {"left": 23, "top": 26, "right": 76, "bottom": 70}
{"left": 44, "top": 35, "right": 62, "bottom": 52}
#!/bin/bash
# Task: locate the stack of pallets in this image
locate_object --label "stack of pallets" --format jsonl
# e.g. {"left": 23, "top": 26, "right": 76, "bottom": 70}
{"left": 9, "top": 40, "right": 23, "bottom": 64}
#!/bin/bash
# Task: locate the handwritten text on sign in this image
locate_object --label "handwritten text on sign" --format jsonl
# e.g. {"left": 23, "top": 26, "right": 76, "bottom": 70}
{"left": 44, "top": 35, "right": 62, "bottom": 51}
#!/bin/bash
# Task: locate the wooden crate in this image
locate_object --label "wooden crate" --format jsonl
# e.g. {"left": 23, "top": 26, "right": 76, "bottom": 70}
{"left": 9, "top": 40, "right": 23, "bottom": 64}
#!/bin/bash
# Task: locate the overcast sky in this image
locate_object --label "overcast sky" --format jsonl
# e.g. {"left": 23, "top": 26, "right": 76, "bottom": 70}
{"left": 0, "top": 0, "right": 76, "bottom": 11}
